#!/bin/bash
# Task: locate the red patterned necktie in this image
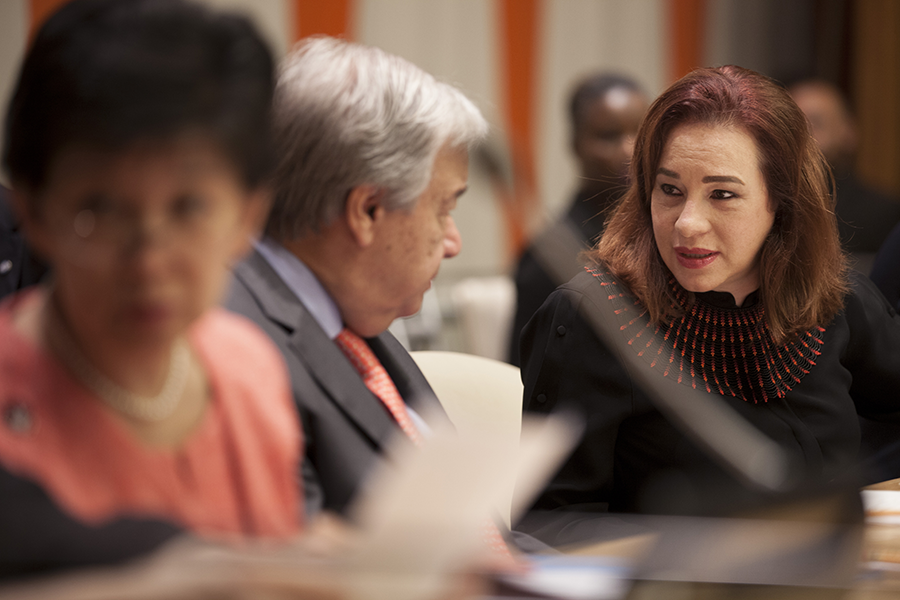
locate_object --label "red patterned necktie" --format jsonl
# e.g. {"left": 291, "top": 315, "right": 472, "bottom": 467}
{"left": 334, "top": 328, "right": 425, "bottom": 447}
{"left": 333, "top": 327, "right": 512, "bottom": 559}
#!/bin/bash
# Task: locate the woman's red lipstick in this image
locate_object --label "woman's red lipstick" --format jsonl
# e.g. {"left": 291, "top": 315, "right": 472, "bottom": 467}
{"left": 675, "top": 246, "right": 718, "bottom": 269}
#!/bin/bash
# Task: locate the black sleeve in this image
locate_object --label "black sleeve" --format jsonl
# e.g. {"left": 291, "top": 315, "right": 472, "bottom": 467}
{"left": 869, "top": 221, "right": 900, "bottom": 312}
{"left": 841, "top": 271, "right": 900, "bottom": 419}
{"left": 508, "top": 248, "right": 559, "bottom": 367}
{"left": 0, "top": 466, "right": 182, "bottom": 581}
{"left": 841, "top": 271, "right": 900, "bottom": 481}
{"left": 519, "top": 282, "right": 635, "bottom": 513}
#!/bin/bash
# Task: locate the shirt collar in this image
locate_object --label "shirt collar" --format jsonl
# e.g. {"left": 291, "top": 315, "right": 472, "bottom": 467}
{"left": 254, "top": 237, "right": 344, "bottom": 339}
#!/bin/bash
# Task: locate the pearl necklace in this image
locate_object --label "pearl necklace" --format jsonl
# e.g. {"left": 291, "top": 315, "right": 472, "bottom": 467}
{"left": 45, "top": 298, "right": 191, "bottom": 422}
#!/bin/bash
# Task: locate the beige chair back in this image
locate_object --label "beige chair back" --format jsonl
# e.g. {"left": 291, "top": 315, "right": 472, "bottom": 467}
{"left": 410, "top": 350, "right": 523, "bottom": 527}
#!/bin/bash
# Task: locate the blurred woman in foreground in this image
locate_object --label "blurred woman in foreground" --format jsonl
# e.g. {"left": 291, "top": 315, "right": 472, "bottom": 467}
{"left": 0, "top": 0, "right": 301, "bottom": 577}
{"left": 521, "top": 66, "right": 900, "bottom": 525}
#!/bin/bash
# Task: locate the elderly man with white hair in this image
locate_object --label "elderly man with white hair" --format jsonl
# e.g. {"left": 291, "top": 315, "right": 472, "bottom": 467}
{"left": 226, "top": 36, "right": 488, "bottom": 518}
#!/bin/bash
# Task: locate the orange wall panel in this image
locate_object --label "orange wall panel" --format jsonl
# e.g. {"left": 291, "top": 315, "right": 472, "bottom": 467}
{"left": 293, "top": 0, "right": 354, "bottom": 41}
{"left": 29, "top": 0, "right": 70, "bottom": 40}
{"left": 667, "top": 0, "right": 705, "bottom": 82}
{"left": 498, "top": 0, "right": 541, "bottom": 256}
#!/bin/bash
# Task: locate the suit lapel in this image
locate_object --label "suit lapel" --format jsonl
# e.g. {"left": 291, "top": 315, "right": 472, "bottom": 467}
{"left": 289, "top": 314, "right": 399, "bottom": 449}
{"left": 233, "top": 250, "right": 399, "bottom": 450}
{"left": 232, "top": 251, "right": 303, "bottom": 331}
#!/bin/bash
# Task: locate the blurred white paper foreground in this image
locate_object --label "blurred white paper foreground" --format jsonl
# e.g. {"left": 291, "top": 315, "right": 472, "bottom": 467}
{"left": 344, "top": 411, "right": 581, "bottom": 600}
{"left": 1, "top": 412, "right": 581, "bottom": 600}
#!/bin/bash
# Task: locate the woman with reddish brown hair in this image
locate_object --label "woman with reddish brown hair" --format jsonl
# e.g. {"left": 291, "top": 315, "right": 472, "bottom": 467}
{"left": 520, "top": 65, "right": 900, "bottom": 529}
{"left": 598, "top": 65, "right": 846, "bottom": 343}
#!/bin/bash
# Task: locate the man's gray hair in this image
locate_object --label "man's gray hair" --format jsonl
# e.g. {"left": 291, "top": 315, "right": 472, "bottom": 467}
{"left": 266, "top": 36, "right": 488, "bottom": 240}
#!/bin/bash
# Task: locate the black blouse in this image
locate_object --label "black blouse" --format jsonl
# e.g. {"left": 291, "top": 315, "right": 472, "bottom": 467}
{"left": 521, "top": 266, "right": 900, "bottom": 520}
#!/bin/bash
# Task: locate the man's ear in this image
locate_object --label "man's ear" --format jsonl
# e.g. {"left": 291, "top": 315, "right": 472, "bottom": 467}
{"left": 344, "top": 184, "right": 386, "bottom": 247}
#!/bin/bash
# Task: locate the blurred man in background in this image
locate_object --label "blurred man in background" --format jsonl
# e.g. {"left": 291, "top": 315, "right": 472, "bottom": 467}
{"left": 789, "top": 79, "right": 900, "bottom": 273}
{"left": 508, "top": 73, "right": 649, "bottom": 365}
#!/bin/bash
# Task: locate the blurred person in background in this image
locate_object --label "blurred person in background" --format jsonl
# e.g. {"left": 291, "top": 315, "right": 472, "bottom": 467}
{"left": 789, "top": 78, "right": 900, "bottom": 274}
{"left": 869, "top": 219, "right": 900, "bottom": 312}
{"left": 519, "top": 66, "right": 900, "bottom": 545}
{"left": 0, "top": 0, "right": 303, "bottom": 579}
{"left": 508, "top": 73, "right": 649, "bottom": 366}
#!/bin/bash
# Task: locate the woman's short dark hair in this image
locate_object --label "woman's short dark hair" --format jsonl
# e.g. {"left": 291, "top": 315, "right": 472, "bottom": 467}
{"left": 593, "top": 65, "right": 848, "bottom": 342}
{"left": 3, "top": 0, "right": 275, "bottom": 195}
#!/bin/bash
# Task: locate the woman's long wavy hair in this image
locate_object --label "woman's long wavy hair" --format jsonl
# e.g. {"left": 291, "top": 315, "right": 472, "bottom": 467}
{"left": 592, "top": 65, "right": 848, "bottom": 343}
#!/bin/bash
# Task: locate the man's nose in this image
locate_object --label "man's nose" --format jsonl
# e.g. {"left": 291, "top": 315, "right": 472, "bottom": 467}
{"left": 443, "top": 216, "right": 462, "bottom": 258}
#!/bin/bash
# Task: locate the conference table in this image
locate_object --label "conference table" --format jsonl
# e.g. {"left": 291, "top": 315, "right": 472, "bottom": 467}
{"left": 8, "top": 481, "right": 900, "bottom": 600}
{"left": 497, "top": 478, "right": 900, "bottom": 600}
{"left": 853, "top": 477, "right": 900, "bottom": 598}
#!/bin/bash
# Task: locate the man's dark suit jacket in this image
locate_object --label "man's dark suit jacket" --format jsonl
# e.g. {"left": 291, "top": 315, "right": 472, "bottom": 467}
{"left": 225, "top": 249, "right": 449, "bottom": 517}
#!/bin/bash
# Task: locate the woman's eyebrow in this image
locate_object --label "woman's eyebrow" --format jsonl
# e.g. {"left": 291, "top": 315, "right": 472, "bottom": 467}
{"left": 703, "top": 175, "right": 745, "bottom": 184}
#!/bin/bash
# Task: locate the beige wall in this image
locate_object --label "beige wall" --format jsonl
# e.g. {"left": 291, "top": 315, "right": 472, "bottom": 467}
{"left": 357, "top": 0, "right": 668, "bottom": 279}
{"left": 539, "top": 0, "right": 665, "bottom": 225}
{"left": 0, "top": 1, "right": 28, "bottom": 188}
{"left": 356, "top": 0, "right": 506, "bottom": 279}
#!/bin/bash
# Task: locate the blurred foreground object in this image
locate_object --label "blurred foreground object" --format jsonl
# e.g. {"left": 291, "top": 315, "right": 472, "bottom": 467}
{"left": 1, "top": 413, "right": 580, "bottom": 600}
{"left": 0, "top": 0, "right": 301, "bottom": 579}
